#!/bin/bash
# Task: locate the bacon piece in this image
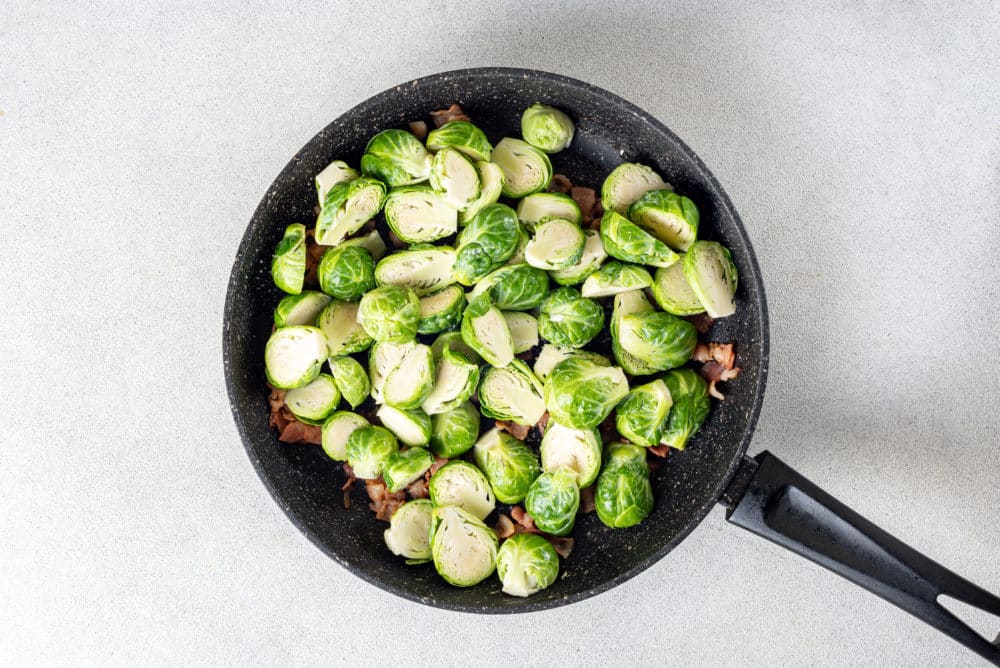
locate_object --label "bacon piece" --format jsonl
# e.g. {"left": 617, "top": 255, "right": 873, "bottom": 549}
{"left": 571, "top": 187, "right": 596, "bottom": 223}
{"left": 692, "top": 342, "right": 711, "bottom": 363}
{"left": 549, "top": 173, "right": 573, "bottom": 193}
{"left": 428, "top": 456, "right": 448, "bottom": 477}
{"left": 387, "top": 229, "right": 406, "bottom": 249}
{"left": 278, "top": 420, "right": 322, "bottom": 445}
{"left": 510, "top": 506, "right": 539, "bottom": 533}
{"left": 313, "top": 204, "right": 321, "bottom": 218}
{"left": 267, "top": 387, "right": 287, "bottom": 412}
{"left": 580, "top": 485, "right": 595, "bottom": 513}
{"left": 590, "top": 197, "right": 604, "bottom": 221}
{"left": 365, "top": 478, "right": 407, "bottom": 522}
{"left": 408, "top": 120, "right": 428, "bottom": 141}
{"left": 699, "top": 360, "right": 741, "bottom": 400}
{"left": 430, "top": 103, "right": 470, "bottom": 127}
{"left": 685, "top": 313, "right": 715, "bottom": 334}
{"left": 535, "top": 411, "right": 550, "bottom": 434}
{"left": 496, "top": 420, "right": 530, "bottom": 441}
{"left": 304, "top": 230, "right": 326, "bottom": 287}
{"left": 341, "top": 463, "right": 356, "bottom": 509}
{"left": 493, "top": 514, "right": 516, "bottom": 539}
{"left": 406, "top": 477, "right": 429, "bottom": 500}
{"left": 545, "top": 535, "right": 574, "bottom": 559}
{"left": 648, "top": 444, "right": 670, "bottom": 458}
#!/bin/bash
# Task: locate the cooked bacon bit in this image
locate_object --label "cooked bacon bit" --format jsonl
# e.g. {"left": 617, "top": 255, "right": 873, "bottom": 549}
{"left": 278, "top": 420, "right": 322, "bottom": 445}
{"left": 365, "top": 478, "right": 407, "bottom": 522}
{"left": 685, "top": 313, "right": 715, "bottom": 334}
{"left": 406, "top": 477, "right": 429, "bottom": 500}
{"left": 590, "top": 197, "right": 604, "bottom": 221}
{"left": 692, "top": 342, "right": 741, "bottom": 400}
{"left": 515, "top": 350, "right": 534, "bottom": 363}
{"left": 267, "top": 386, "right": 287, "bottom": 412}
{"left": 549, "top": 173, "right": 573, "bottom": 193}
{"left": 304, "top": 230, "right": 326, "bottom": 286}
{"left": 648, "top": 444, "right": 670, "bottom": 458}
{"left": 341, "top": 463, "right": 356, "bottom": 509}
{"left": 493, "top": 514, "right": 516, "bottom": 539}
{"left": 387, "top": 229, "right": 406, "bottom": 249}
{"left": 408, "top": 120, "right": 428, "bottom": 141}
{"left": 536, "top": 411, "right": 550, "bottom": 434}
{"left": 496, "top": 419, "right": 530, "bottom": 441}
{"left": 708, "top": 342, "right": 736, "bottom": 369}
{"left": 423, "top": 456, "right": 449, "bottom": 484}
{"left": 313, "top": 204, "right": 321, "bottom": 218}
{"left": 580, "top": 485, "right": 596, "bottom": 513}
{"left": 692, "top": 342, "right": 711, "bottom": 363}
{"left": 545, "top": 535, "right": 574, "bottom": 559}
{"left": 510, "top": 505, "right": 539, "bottom": 533}
{"left": 699, "top": 360, "right": 725, "bottom": 381}
{"left": 570, "top": 186, "right": 596, "bottom": 222}
{"left": 430, "top": 103, "right": 470, "bottom": 127}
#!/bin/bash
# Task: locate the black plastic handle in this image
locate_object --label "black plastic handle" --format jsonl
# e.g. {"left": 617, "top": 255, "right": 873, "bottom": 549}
{"left": 724, "top": 451, "right": 1000, "bottom": 664}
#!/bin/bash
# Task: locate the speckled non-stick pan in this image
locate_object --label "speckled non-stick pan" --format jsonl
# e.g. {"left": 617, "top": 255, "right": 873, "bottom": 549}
{"left": 224, "top": 68, "right": 999, "bottom": 663}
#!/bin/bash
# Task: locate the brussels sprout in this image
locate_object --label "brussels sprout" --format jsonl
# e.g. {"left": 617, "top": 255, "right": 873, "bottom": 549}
{"left": 503, "top": 312, "right": 539, "bottom": 354}
{"left": 453, "top": 203, "right": 520, "bottom": 285}
{"left": 340, "top": 229, "right": 388, "bottom": 261}
{"left": 430, "top": 330, "right": 481, "bottom": 365}
{"left": 520, "top": 103, "right": 575, "bottom": 154}
{"left": 492, "top": 137, "right": 553, "bottom": 198}
{"left": 459, "top": 161, "right": 505, "bottom": 225}
{"left": 537, "top": 287, "right": 604, "bottom": 349}
{"left": 429, "top": 505, "right": 498, "bottom": 587}
{"left": 273, "top": 291, "right": 331, "bottom": 329}
{"left": 264, "top": 326, "right": 328, "bottom": 390}
{"left": 315, "top": 159, "right": 360, "bottom": 204}
{"left": 345, "top": 425, "right": 399, "bottom": 479}
{"left": 284, "top": 373, "right": 340, "bottom": 423}
{"left": 516, "top": 192, "right": 581, "bottom": 229}
{"left": 321, "top": 411, "right": 369, "bottom": 461}
{"left": 384, "top": 499, "right": 434, "bottom": 562}
{"left": 369, "top": 341, "right": 415, "bottom": 404}
{"left": 382, "top": 446, "right": 435, "bottom": 493}
{"left": 610, "top": 290, "right": 659, "bottom": 376}
{"left": 580, "top": 261, "right": 652, "bottom": 298}
{"left": 478, "top": 360, "right": 546, "bottom": 426}
{"left": 429, "top": 401, "right": 480, "bottom": 458}
{"left": 317, "top": 299, "right": 372, "bottom": 357}
{"left": 317, "top": 246, "right": 376, "bottom": 301}
{"left": 383, "top": 343, "right": 435, "bottom": 409}
{"left": 651, "top": 259, "right": 705, "bottom": 316}
{"left": 539, "top": 420, "right": 602, "bottom": 487}
{"left": 473, "top": 427, "right": 542, "bottom": 504}
{"left": 426, "top": 120, "right": 493, "bottom": 162}
{"left": 504, "top": 224, "right": 531, "bottom": 266}
{"left": 660, "top": 369, "right": 710, "bottom": 450}
{"left": 357, "top": 285, "right": 420, "bottom": 344}
{"left": 595, "top": 443, "right": 654, "bottom": 528}
{"left": 495, "top": 532, "right": 560, "bottom": 597}
{"left": 421, "top": 344, "right": 480, "bottom": 415}
{"left": 550, "top": 230, "right": 608, "bottom": 286}
{"left": 468, "top": 264, "right": 549, "bottom": 311}
{"left": 524, "top": 218, "right": 585, "bottom": 271}
{"left": 460, "top": 296, "right": 514, "bottom": 368}
{"left": 377, "top": 405, "right": 432, "bottom": 447}
{"left": 384, "top": 185, "right": 458, "bottom": 243}
{"left": 417, "top": 285, "right": 465, "bottom": 335}
{"left": 429, "top": 147, "right": 481, "bottom": 211}
{"left": 615, "top": 379, "right": 673, "bottom": 447}
{"left": 617, "top": 311, "right": 697, "bottom": 372}
{"left": 375, "top": 246, "right": 457, "bottom": 296}
{"left": 599, "top": 211, "right": 679, "bottom": 268}
{"left": 315, "top": 177, "right": 387, "bottom": 246}
{"left": 327, "top": 356, "right": 370, "bottom": 409}
{"left": 601, "top": 162, "right": 667, "bottom": 215}
{"left": 544, "top": 356, "right": 629, "bottom": 429}
{"left": 271, "top": 223, "right": 306, "bottom": 294}
{"left": 628, "top": 189, "right": 699, "bottom": 252}
{"left": 428, "top": 460, "right": 496, "bottom": 520}
{"left": 533, "top": 343, "right": 610, "bottom": 383}
{"left": 524, "top": 466, "right": 580, "bottom": 536}
{"left": 603, "top": 440, "right": 649, "bottom": 471}
{"left": 682, "top": 240, "right": 738, "bottom": 318}
{"left": 360, "top": 129, "right": 432, "bottom": 187}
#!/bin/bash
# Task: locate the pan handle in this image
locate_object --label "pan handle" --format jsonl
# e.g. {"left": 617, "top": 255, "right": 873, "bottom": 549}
{"left": 723, "top": 451, "right": 1000, "bottom": 664}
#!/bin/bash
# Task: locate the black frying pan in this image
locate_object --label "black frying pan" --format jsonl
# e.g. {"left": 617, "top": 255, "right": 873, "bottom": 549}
{"left": 223, "top": 68, "right": 1000, "bottom": 663}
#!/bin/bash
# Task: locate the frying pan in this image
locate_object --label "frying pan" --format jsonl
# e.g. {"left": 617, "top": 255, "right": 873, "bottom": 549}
{"left": 223, "top": 68, "right": 1000, "bottom": 662}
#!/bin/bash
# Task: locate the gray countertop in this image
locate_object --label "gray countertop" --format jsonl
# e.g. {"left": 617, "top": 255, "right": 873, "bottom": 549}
{"left": 2, "top": 2, "right": 998, "bottom": 665}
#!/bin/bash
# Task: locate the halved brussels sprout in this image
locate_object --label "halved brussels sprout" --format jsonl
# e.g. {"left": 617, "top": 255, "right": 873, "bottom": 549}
{"left": 617, "top": 311, "right": 697, "bottom": 372}
{"left": 610, "top": 290, "right": 659, "bottom": 376}
{"left": 321, "top": 411, "right": 369, "bottom": 461}
{"left": 516, "top": 192, "right": 581, "bottom": 229}
{"left": 377, "top": 405, "right": 432, "bottom": 447}
{"left": 629, "top": 189, "right": 699, "bottom": 251}
{"left": 495, "top": 532, "right": 560, "bottom": 597}
{"left": 417, "top": 285, "right": 465, "bottom": 335}
{"left": 504, "top": 224, "right": 531, "bottom": 266}
{"left": 384, "top": 499, "right": 434, "bottom": 562}
{"left": 595, "top": 443, "right": 654, "bottom": 528}
{"left": 360, "top": 129, "right": 431, "bottom": 187}
{"left": 383, "top": 343, "right": 435, "bottom": 409}
{"left": 537, "top": 287, "right": 604, "bottom": 349}
{"left": 492, "top": 137, "right": 553, "bottom": 198}
{"left": 599, "top": 211, "right": 679, "bottom": 268}
{"left": 544, "top": 356, "right": 629, "bottom": 429}
{"left": 315, "top": 159, "right": 360, "bottom": 204}
{"left": 660, "top": 369, "right": 710, "bottom": 450}
{"left": 550, "top": 230, "right": 608, "bottom": 286}
{"left": 524, "top": 466, "right": 580, "bottom": 536}
{"left": 601, "top": 162, "right": 667, "bottom": 214}
{"left": 272, "top": 223, "right": 306, "bottom": 294}
{"left": 429, "top": 147, "right": 481, "bottom": 211}
{"left": 430, "top": 330, "right": 481, "bottom": 365}
{"left": 478, "top": 360, "right": 546, "bottom": 426}
{"left": 340, "top": 229, "right": 388, "bottom": 261}
{"left": 368, "top": 341, "right": 415, "bottom": 404}
{"left": 273, "top": 291, "right": 331, "bottom": 329}
{"left": 524, "top": 218, "right": 585, "bottom": 271}
{"left": 520, "top": 103, "right": 575, "bottom": 154}
{"left": 264, "top": 326, "right": 328, "bottom": 390}
{"left": 453, "top": 203, "right": 520, "bottom": 285}
{"left": 374, "top": 246, "right": 457, "bottom": 296}
{"left": 358, "top": 285, "right": 420, "bottom": 344}
{"left": 429, "top": 401, "right": 480, "bottom": 458}
{"left": 682, "top": 241, "right": 738, "bottom": 318}
{"left": 421, "top": 344, "right": 480, "bottom": 415}
{"left": 426, "top": 121, "right": 493, "bottom": 162}
{"left": 317, "top": 246, "right": 376, "bottom": 301}
{"left": 459, "top": 161, "right": 505, "bottom": 225}
{"left": 327, "top": 356, "right": 370, "bottom": 409}
{"left": 539, "top": 420, "right": 602, "bottom": 487}
{"left": 429, "top": 505, "right": 498, "bottom": 587}
{"left": 532, "top": 344, "right": 609, "bottom": 383}
{"left": 503, "top": 312, "right": 539, "bottom": 354}
{"left": 615, "top": 379, "right": 673, "bottom": 447}
{"left": 284, "top": 373, "right": 340, "bottom": 423}
{"left": 468, "top": 264, "right": 550, "bottom": 311}
{"left": 580, "top": 261, "right": 652, "bottom": 298}
{"left": 315, "top": 177, "right": 387, "bottom": 246}
{"left": 651, "top": 259, "right": 705, "bottom": 315}
{"left": 460, "top": 296, "right": 514, "bottom": 367}
{"left": 317, "top": 300, "right": 372, "bottom": 357}
{"left": 384, "top": 185, "right": 458, "bottom": 243}
{"left": 428, "top": 460, "right": 496, "bottom": 520}
{"left": 382, "top": 446, "right": 435, "bottom": 493}
{"left": 473, "top": 427, "right": 542, "bottom": 504}
{"left": 345, "top": 425, "right": 399, "bottom": 479}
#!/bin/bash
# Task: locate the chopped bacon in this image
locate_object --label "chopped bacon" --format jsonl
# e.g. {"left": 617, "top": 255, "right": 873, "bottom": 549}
{"left": 387, "top": 229, "right": 406, "bottom": 249}
{"left": 278, "top": 420, "right": 322, "bottom": 445}
{"left": 692, "top": 342, "right": 711, "bottom": 363}
{"left": 496, "top": 420, "right": 530, "bottom": 441}
{"left": 685, "top": 313, "right": 715, "bottom": 334}
{"left": 408, "top": 120, "right": 428, "bottom": 141}
{"left": 304, "top": 230, "right": 326, "bottom": 286}
{"left": 549, "top": 173, "right": 573, "bottom": 193}
{"left": 430, "top": 103, "right": 470, "bottom": 127}
{"left": 406, "top": 477, "right": 429, "bottom": 500}
{"left": 570, "top": 186, "right": 596, "bottom": 223}
{"left": 428, "top": 456, "right": 448, "bottom": 477}
{"left": 692, "top": 342, "right": 741, "bottom": 400}
{"left": 313, "top": 204, "right": 321, "bottom": 218}
{"left": 493, "top": 514, "right": 516, "bottom": 539}
{"left": 365, "top": 478, "right": 407, "bottom": 522}
{"left": 341, "top": 463, "right": 356, "bottom": 509}
{"left": 648, "top": 444, "right": 670, "bottom": 458}
{"left": 545, "top": 535, "right": 575, "bottom": 559}
{"left": 580, "top": 485, "right": 596, "bottom": 513}
{"left": 510, "top": 506, "right": 539, "bottom": 533}
{"left": 267, "top": 386, "right": 287, "bottom": 412}
{"left": 535, "top": 411, "right": 550, "bottom": 434}
{"left": 590, "top": 197, "right": 604, "bottom": 221}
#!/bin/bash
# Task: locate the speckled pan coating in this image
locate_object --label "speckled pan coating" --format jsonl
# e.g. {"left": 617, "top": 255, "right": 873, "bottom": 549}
{"left": 223, "top": 67, "right": 769, "bottom": 613}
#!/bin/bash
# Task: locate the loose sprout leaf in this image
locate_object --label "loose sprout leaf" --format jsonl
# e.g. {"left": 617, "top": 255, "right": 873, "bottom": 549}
{"left": 629, "top": 189, "right": 699, "bottom": 252}
{"left": 544, "top": 356, "right": 629, "bottom": 430}
{"left": 264, "top": 326, "right": 328, "bottom": 390}
{"left": 315, "top": 160, "right": 360, "bottom": 204}
{"left": 384, "top": 499, "right": 434, "bottom": 561}
{"left": 383, "top": 343, "right": 435, "bottom": 409}
{"left": 321, "top": 411, "right": 370, "bottom": 461}
{"left": 384, "top": 185, "right": 458, "bottom": 243}
{"left": 478, "top": 360, "right": 546, "bottom": 426}
{"left": 495, "top": 532, "right": 559, "bottom": 597}
{"left": 375, "top": 247, "right": 457, "bottom": 296}
{"left": 360, "top": 129, "right": 432, "bottom": 187}
{"left": 272, "top": 223, "right": 307, "bottom": 294}
{"left": 340, "top": 229, "right": 388, "bottom": 261}
{"left": 273, "top": 291, "right": 331, "bottom": 329}
{"left": 651, "top": 259, "right": 706, "bottom": 315}
{"left": 461, "top": 296, "right": 515, "bottom": 368}
{"left": 516, "top": 192, "right": 581, "bottom": 229}
{"left": 429, "top": 505, "right": 498, "bottom": 587}
{"left": 285, "top": 373, "right": 341, "bottom": 423}
{"left": 317, "top": 300, "right": 372, "bottom": 357}
{"left": 421, "top": 345, "right": 480, "bottom": 415}
{"left": 502, "top": 312, "right": 539, "bottom": 354}
{"left": 550, "top": 230, "right": 608, "bottom": 286}
{"left": 357, "top": 285, "right": 421, "bottom": 344}
{"left": 520, "top": 103, "right": 575, "bottom": 154}
{"left": 539, "top": 420, "right": 602, "bottom": 487}
{"left": 682, "top": 241, "right": 738, "bottom": 318}
{"left": 315, "top": 177, "right": 387, "bottom": 246}
{"left": 660, "top": 369, "right": 710, "bottom": 450}
{"left": 429, "top": 401, "right": 480, "bottom": 458}
{"left": 580, "top": 261, "right": 652, "bottom": 298}
{"left": 473, "top": 427, "right": 542, "bottom": 504}
{"left": 615, "top": 379, "right": 673, "bottom": 447}
{"left": 318, "top": 246, "right": 376, "bottom": 301}
{"left": 492, "top": 137, "right": 553, "bottom": 198}
{"left": 537, "top": 287, "right": 604, "bottom": 349}
{"left": 426, "top": 120, "right": 493, "bottom": 162}
{"left": 468, "top": 263, "right": 550, "bottom": 311}
{"left": 429, "top": 147, "right": 482, "bottom": 211}
{"left": 524, "top": 218, "right": 585, "bottom": 271}
{"left": 345, "top": 425, "right": 399, "bottom": 480}
{"left": 617, "top": 311, "right": 697, "bottom": 372}
{"left": 601, "top": 162, "right": 668, "bottom": 214}
{"left": 327, "top": 356, "right": 371, "bottom": 409}
{"left": 599, "top": 210, "right": 679, "bottom": 268}
{"left": 428, "top": 460, "right": 496, "bottom": 520}
{"left": 459, "top": 161, "right": 505, "bottom": 225}
{"left": 382, "top": 446, "right": 435, "bottom": 492}
{"left": 525, "top": 466, "right": 580, "bottom": 536}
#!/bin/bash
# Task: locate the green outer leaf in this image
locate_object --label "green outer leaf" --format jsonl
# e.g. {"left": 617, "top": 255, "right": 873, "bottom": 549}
{"left": 681, "top": 240, "right": 739, "bottom": 318}
{"left": 429, "top": 401, "right": 480, "bottom": 458}
{"left": 599, "top": 210, "right": 679, "bottom": 268}
{"left": 550, "top": 230, "right": 608, "bottom": 286}
{"left": 617, "top": 311, "right": 697, "bottom": 372}
{"left": 426, "top": 120, "right": 493, "bottom": 162}
{"left": 377, "top": 405, "right": 432, "bottom": 447}
{"left": 533, "top": 343, "right": 610, "bottom": 383}
{"left": 473, "top": 428, "right": 542, "bottom": 505}
{"left": 384, "top": 185, "right": 458, "bottom": 244}
{"left": 544, "top": 356, "right": 630, "bottom": 430}
{"left": 315, "top": 177, "right": 387, "bottom": 246}
{"left": 273, "top": 291, "right": 331, "bottom": 329}
{"left": 495, "top": 533, "right": 559, "bottom": 597}
{"left": 603, "top": 442, "right": 649, "bottom": 472}
{"left": 357, "top": 285, "right": 420, "bottom": 344}
{"left": 492, "top": 137, "right": 553, "bottom": 197}
{"left": 327, "top": 356, "right": 370, "bottom": 408}
{"left": 284, "top": 373, "right": 340, "bottom": 423}
{"left": 651, "top": 259, "right": 706, "bottom": 315}
{"left": 660, "top": 369, "right": 710, "bottom": 450}
{"left": 524, "top": 466, "right": 580, "bottom": 536}
{"left": 430, "top": 331, "right": 481, "bottom": 365}
{"left": 601, "top": 162, "right": 667, "bottom": 215}
{"left": 272, "top": 223, "right": 306, "bottom": 294}
{"left": 429, "top": 505, "right": 498, "bottom": 587}
{"left": 468, "top": 263, "right": 550, "bottom": 311}
{"left": 360, "top": 129, "right": 431, "bottom": 187}
{"left": 317, "top": 246, "right": 376, "bottom": 301}
{"left": 537, "top": 287, "right": 604, "bottom": 349}
{"left": 382, "top": 447, "right": 435, "bottom": 493}
{"left": 478, "top": 360, "right": 546, "bottom": 425}
{"left": 609, "top": 290, "right": 658, "bottom": 376}
{"left": 520, "top": 103, "right": 575, "bottom": 154}
{"left": 615, "top": 379, "right": 673, "bottom": 447}
{"left": 628, "top": 189, "right": 699, "bottom": 251}
{"left": 417, "top": 285, "right": 466, "bottom": 335}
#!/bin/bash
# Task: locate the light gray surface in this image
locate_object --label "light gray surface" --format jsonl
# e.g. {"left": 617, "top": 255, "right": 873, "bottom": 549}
{"left": 2, "top": 1, "right": 998, "bottom": 665}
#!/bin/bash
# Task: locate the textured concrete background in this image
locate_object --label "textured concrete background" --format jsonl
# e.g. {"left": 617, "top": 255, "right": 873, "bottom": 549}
{"left": 2, "top": 1, "right": 998, "bottom": 665}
